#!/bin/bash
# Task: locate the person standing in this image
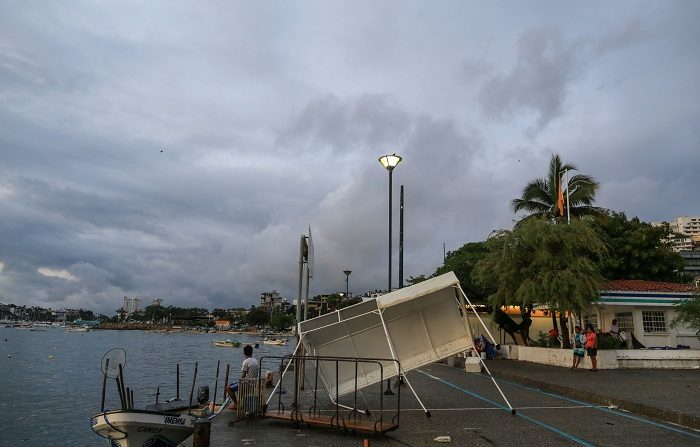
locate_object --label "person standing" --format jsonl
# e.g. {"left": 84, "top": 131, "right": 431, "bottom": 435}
{"left": 226, "top": 344, "right": 260, "bottom": 409}
{"left": 585, "top": 323, "right": 598, "bottom": 372}
{"left": 570, "top": 326, "right": 586, "bottom": 370}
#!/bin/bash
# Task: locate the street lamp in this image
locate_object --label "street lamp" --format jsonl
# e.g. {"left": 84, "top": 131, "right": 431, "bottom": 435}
{"left": 343, "top": 270, "right": 352, "bottom": 305}
{"left": 379, "top": 153, "right": 402, "bottom": 395}
{"left": 378, "top": 154, "right": 402, "bottom": 294}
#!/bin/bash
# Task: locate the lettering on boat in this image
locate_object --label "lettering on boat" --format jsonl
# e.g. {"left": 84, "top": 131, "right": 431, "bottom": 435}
{"left": 163, "top": 416, "right": 186, "bottom": 425}
{"left": 137, "top": 426, "right": 163, "bottom": 433}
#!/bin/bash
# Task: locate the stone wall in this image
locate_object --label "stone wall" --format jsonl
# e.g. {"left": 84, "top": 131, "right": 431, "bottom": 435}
{"left": 510, "top": 346, "right": 700, "bottom": 369}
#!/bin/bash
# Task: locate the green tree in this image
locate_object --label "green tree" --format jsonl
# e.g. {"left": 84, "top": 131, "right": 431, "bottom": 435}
{"left": 245, "top": 306, "right": 270, "bottom": 326}
{"left": 473, "top": 218, "right": 608, "bottom": 347}
{"left": 512, "top": 154, "right": 604, "bottom": 221}
{"left": 594, "top": 212, "right": 691, "bottom": 282}
{"left": 671, "top": 291, "right": 700, "bottom": 338}
{"left": 270, "top": 312, "right": 294, "bottom": 331}
{"left": 405, "top": 274, "right": 428, "bottom": 286}
{"left": 435, "top": 241, "right": 492, "bottom": 302}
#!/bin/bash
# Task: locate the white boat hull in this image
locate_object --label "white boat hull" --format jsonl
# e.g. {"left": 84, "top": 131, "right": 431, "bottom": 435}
{"left": 91, "top": 410, "right": 197, "bottom": 447}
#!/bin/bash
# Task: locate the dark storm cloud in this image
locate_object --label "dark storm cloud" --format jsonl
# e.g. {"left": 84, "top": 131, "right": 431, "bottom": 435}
{"left": 478, "top": 27, "right": 582, "bottom": 132}
{"left": 0, "top": 2, "right": 698, "bottom": 314}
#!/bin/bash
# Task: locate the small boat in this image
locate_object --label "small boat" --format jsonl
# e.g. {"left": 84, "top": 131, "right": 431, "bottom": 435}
{"left": 91, "top": 348, "right": 230, "bottom": 447}
{"left": 262, "top": 337, "right": 288, "bottom": 346}
{"left": 67, "top": 326, "right": 90, "bottom": 332}
{"left": 213, "top": 339, "right": 240, "bottom": 348}
{"left": 91, "top": 409, "right": 199, "bottom": 446}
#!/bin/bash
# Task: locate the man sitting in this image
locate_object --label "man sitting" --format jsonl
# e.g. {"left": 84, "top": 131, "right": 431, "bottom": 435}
{"left": 226, "top": 344, "right": 259, "bottom": 410}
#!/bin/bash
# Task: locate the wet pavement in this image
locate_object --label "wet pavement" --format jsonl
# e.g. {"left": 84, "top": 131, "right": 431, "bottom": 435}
{"left": 180, "top": 358, "right": 700, "bottom": 446}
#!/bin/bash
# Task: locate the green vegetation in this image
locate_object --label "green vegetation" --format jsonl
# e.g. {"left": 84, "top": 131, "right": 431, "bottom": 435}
{"left": 593, "top": 211, "right": 690, "bottom": 282}
{"left": 672, "top": 291, "right": 700, "bottom": 338}
{"left": 435, "top": 241, "right": 492, "bottom": 302}
{"left": 511, "top": 154, "right": 604, "bottom": 221}
{"left": 473, "top": 218, "right": 608, "bottom": 347}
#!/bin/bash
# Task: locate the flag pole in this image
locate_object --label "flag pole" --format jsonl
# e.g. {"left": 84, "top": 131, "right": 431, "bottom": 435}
{"left": 565, "top": 169, "right": 571, "bottom": 225}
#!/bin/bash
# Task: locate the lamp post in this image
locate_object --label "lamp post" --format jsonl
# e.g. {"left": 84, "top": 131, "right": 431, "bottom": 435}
{"left": 343, "top": 270, "right": 352, "bottom": 305}
{"left": 378, "top": 154, "right": 402, "bottom": 293}
{"left": 379, "top": 153, "right": 402, "bottom": 395}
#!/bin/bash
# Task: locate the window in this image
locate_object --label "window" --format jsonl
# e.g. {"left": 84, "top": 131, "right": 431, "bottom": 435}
{"left": 614, "top": 312, "right": 634, "bottom": 333}
{"left": 642, "top": 311, "right": 666, "bottom": 333}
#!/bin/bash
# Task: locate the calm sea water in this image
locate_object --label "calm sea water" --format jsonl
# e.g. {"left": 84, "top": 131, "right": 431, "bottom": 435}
{"left": 0, "top": 328, "right": 294, "bottom": 446}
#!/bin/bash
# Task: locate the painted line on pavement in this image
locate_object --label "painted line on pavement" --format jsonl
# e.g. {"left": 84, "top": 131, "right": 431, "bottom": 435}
{"left": 477, "top": 373, "right": 700, "bottom": 440}
{"left": 418, "top": 370, "right": 596, "bottom": 447}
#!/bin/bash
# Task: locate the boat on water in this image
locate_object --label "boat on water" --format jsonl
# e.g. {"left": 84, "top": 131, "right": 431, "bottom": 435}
{"left": 262, "top": 337, "right": 288, "bottom": 346}
{"left": 213, "top": 339, "right": 240, "bottom": 348}
{"left": 91, "top": 409, "right": 199, "bottom": 447}
{"left": 91, "top": 348, "right": 230, "bottom": 447}
{"left": 66, "top": 325, "right": 90, "bottom": 332}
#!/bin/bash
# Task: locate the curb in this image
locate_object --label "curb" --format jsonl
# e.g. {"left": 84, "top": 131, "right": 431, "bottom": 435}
{"left": 491, "top": 370, "right": 700, "bottom": 431}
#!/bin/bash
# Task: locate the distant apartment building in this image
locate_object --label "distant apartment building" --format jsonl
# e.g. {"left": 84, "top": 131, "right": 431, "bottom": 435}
{"left": 680, "top": 250, "right": 700, "bottom": 281}
{"left": 260, "top": 290, "right": 285, "bottom": 310}
{"left": 672, "top": 216, "right": 700, "bottom": 236}
{"left": 653, "top": 215, "right": 700, "bottom": 252}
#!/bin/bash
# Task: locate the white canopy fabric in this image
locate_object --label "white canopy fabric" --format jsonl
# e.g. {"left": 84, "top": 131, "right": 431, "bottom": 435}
{"left": 299, "top": 271, "right": 475, "bottom": 397}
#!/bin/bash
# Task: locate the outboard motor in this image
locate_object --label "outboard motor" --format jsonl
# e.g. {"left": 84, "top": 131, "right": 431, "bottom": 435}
{"left": 197, "top": 385, "right": 209, "bottom": 404}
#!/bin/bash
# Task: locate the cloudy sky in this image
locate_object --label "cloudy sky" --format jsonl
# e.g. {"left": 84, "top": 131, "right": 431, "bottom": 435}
{"left": 1, "top": 1, "right": 698, "bottom": 315}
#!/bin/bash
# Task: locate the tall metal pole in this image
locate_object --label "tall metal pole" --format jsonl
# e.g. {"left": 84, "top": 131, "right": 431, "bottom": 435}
{"left": 343, "top": 270, "right": 351, "bottom": 306}
{"left": 388, "top": 169, "right": 393, "bottom": 293}
{"left": 565, "top": 169, "right": 571, "bottom": 225}
{"left": 296, "top": 235, "right": 305, "bottom": 334}
{"left": 399, "top": 185, "right": 404, "bottom": 289}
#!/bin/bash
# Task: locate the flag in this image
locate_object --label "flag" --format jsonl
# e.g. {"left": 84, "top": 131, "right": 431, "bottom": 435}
{"left": 557, "top": 176, "right": 565, "bottom": 217}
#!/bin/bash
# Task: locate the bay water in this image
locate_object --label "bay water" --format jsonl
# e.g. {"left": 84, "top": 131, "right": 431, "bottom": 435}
{"left": 0, "top": 328, "right": 293, "bottom": 446}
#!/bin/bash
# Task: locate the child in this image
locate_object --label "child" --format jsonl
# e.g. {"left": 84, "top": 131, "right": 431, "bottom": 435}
{"left": 570, "top": 326, "right": 585, "bottom": 370}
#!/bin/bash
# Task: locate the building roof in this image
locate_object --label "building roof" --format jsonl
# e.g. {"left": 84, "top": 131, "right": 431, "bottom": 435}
{"left": 602, "top": 279, "right": 696, "bottom": 293}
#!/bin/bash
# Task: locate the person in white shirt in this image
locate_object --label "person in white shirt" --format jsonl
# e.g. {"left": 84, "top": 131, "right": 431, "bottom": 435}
{"left": 609, "top": 319, "right": 619, "bottom": 337}
{"left": 226, "top": 344, "right": 259, "bottom": 409}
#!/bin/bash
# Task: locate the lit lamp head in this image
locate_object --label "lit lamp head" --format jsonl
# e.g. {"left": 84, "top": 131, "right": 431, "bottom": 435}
{"left": 378, "top": 154, "right": 402, "bottom": 172}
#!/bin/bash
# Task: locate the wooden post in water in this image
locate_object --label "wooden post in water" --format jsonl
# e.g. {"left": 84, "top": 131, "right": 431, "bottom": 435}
{"left": 100, "top": 358, "right": 109, "bottom": 412}
{"left": 192, "top": 419, "right": 211, "bottom": 447}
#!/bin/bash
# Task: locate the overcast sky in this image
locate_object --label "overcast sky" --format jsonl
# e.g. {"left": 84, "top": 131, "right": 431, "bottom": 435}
{"left": 1, "top": 1, "right": 698, "bottom": 315}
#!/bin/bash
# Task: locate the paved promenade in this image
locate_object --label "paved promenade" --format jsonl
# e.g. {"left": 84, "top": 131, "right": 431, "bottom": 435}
{"left": 485, "top": 358, "right": 700, "bottom": 430}
{"left": 181, "top": 358, "right": 700, "bottom": 446}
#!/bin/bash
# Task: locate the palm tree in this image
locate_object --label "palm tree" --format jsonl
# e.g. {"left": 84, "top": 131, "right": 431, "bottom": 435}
{"left": 510, "top": 153, "right": 605, "bottom": 347}
{"left": 511, "top": 154, "right": 604, "bottom": 221}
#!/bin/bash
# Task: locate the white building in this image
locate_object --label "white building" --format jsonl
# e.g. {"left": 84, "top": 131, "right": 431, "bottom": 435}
{"left": 654, "top": 216, "right": 700, "bottom": 251}
{"left": 585, "top": 279, "right": 698, "bottom": 349}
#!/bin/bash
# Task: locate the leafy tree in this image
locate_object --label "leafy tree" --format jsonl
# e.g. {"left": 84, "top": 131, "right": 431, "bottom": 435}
{"left": 512, "top": 154, "right": 604, "bottom": 221}
{"left": 77, "top": 309, "right": 96, "bottom": 320}
{"left": 671, "top": 291, "right": 700, "bottom": 338}
{"left": 435, "top": 241, "right": 492, "bottom": 302}
{"left": 245, "top": 306, "right": 270, "bottom": 326}
{"left": 321, "top": 293, "right": 341, "bottom": 312}
{"left": 405, "top": 275, "right": 428, "bottom": 286}
{"left": 270, "top": 312, "right": 294, "bottom": 331}
{"left": 473, "top": 218, "right": 607, "bottom": 347}
{"left": 593, "top": 212, "right": 691, "bottom": 282}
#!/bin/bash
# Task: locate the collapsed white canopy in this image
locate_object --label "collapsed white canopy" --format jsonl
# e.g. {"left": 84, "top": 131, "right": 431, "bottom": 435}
{"left": 299, "top": 271, "right": 476, "bottom": 397}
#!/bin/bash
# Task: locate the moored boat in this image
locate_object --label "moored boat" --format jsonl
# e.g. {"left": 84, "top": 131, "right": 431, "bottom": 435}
{"left": 91, "top": 348, "right": 230, "bottom": 447}
{"left": 91, "top": 409, "right": 198, "bottom": 447}
{"left": 213, "top": 339, "right": 240, "bottom": 348}
{"left": 262, "top": 337, "right": 288, "bottom": 346}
